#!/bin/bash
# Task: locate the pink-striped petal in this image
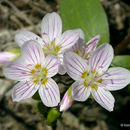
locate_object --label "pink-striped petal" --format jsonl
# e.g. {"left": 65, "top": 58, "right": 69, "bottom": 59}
{"left": 0, "top": 52, "right": 16, "bottom": 64}
{"left": 89, "top": 44, "right": 114, "bottom": 75}
{"left": 12, "top": 80, "right": 39, "bottom": 102}
{"left": 72, "top": 81, "right": 91, "bottom": 101}
{"left": 3, "top": 56, "right": 33, "bottom": 81}
{"left": 15, "top": 30, "right": 44, "bottom": 47}
{"left": 91, "top": 87, "right": 115, "bottom": 111}
{"left": 21, "top": 40, "right": 45, "bottom": 66}
{"left": 68, "top": 29, "right": 84, "bottom": 53}
{"left": 41, "top": 12, "right": 62, "bottom": 44}
{"left": 3, "top": 41, "right": 45, "bottom": 81}
{"left": 38, "top": 78, "right": 60, "bottom": 107}
{"left": 85, "top": 35, "right": 100, "bottom": 55}
{"left": 60, "top": 89, "right": 73, "bottom": 112}
{"left": 64, "top": 52, "right": 88, "bottom": 80}
{"left": 101, "top": 67, "right": 130, "bottom": 91}
{"left": 56, "top": 29, "right": 80, "bottom": 51}
{"left": 44, "top": 55, "right": 60, "bottom": 77}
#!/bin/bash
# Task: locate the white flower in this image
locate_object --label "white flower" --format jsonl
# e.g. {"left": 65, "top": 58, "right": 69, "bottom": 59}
{"left": 15, "top": 12, "right": 80, "bottom": 75}
{"left": 64, "top": 44, "right": 130, "bottom": 111}
{"left": 68, "top": 29, "right": 100, "bottom": 62}
{"left": 3, "top": 41, "right": 60, "bottom": 107}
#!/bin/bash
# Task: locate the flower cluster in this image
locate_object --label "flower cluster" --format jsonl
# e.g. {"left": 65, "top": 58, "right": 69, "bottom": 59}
{"left": 2, "top": 12, "right": 130, "bottom": 112}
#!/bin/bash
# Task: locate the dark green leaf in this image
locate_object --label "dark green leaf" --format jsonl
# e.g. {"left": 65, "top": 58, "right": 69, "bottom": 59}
{"left": 111, "top": 55, "right": 130, "bottom": 70}
{"left": 60, "top": 0, "right": 109, "bottom": 45}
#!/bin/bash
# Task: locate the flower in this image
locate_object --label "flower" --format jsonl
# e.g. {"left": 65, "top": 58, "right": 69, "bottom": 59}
{"left": 3, "top": 40, "right": 60, "bottom": 107}
{"left": 60, "top": 86, "right": 73, "bottom": 112}
{"left": 68, "top": 29, "right": 100, "bottom": 62}
{"left": 0, "top": 52, "right": 16, "bottom": 64}
{"left": 14, "top": 12, "right": 80, "bottom": 75}
{"left": 64, "top": 44, "right": 130, "bottom": 111}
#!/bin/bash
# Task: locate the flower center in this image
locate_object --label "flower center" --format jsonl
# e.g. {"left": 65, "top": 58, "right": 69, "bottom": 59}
{"left": 43, "top": 41, "right": 61, "bottom": 56}
{"left": 74, "top": 48, "right": 89, "bottom": 61}
{"left": 30, "top": 64, "right": 48, "bottom": 85}
{"left": 81, "top": 70, "right": 102, "bottom": 90}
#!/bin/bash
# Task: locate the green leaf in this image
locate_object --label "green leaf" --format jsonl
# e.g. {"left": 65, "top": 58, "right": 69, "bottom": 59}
{"left": 60, "top": 0, "right": 109, "bottom": 45}
{"left": 47, "top": 108, "right": 61, "bottom": 126}
{"left": 111, "top": 55, "right": 130, "bottom": 70}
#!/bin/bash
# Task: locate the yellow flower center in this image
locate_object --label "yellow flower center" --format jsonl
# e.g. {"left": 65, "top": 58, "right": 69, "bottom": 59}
{"left": 43, "top": 41, "right": 61, "bottom": 56}
{"left": 81, "top": 70, "right": 102, "bottom": 90}
{"left": 30, "top": 64, "right": 48, "bottom": 85}
{"left": 74, "top": 49, "right": 89, "bottom": 61}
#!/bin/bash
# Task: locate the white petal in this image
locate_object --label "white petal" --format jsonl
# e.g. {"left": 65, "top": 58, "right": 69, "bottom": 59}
{"left": 12, "top": 80, "right": 39, "bottom": 102}
{"left": 64, "top": 52, "right": 88, "bottom": 80}
{"left": 60, "top": 90, "right": 72, "bottom": 112}
{"left": 72, "top": 81, "right": 91, "bottom": 101}
{"left": 68, "top": 29, "right": 84, "bottom": 54}
{"left": 85, "top": 35, "right": 100, "bottom": 55}
{"left": 38, "top": 78, "right": 60, "bottom": 107}
{"left": 89, "top": 44, "right": 114, "bottom": 75}
{"left": 58, "top": 64, "right": 66, "bottom": 75}
{"left": 0, "top": 52, "right": 16, "bottom": 64}
{"left": 44, "top": 55, "right": 60, "bottom": 77}
{"left": 91, "top": 87, "right": 115, "bottom": 111}
{"left": 41, "top": 12, "right": 62, "bottom": 43}
{"left": 3, "top": 56, "right": 33, "bottom": 81}
{"left": 56, "top": 29, "right": 80, "bottom": 51}
{"left": 3, "top": 41, "right": 45, "bottom": 81}
{"left": 21, "top": 40, "right": 45, "bottom": 66}
{"left": 71, "top": 39, "right": 84, "bottom": 52}
{"left": 101, "top": 67, "right": 130, "bottom": 91}
{"left": 77, "top": 29, "right": 84, "bottom": 40}
{"left": 15, "top": 30, "right": 44, "bottom": 47}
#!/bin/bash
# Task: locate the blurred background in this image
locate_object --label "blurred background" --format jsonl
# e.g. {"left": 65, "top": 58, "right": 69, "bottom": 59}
{"left": 0, "top": 0, "right": 130, "bottom": 130}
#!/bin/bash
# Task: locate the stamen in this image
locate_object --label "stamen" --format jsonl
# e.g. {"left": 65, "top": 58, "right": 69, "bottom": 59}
{"left": 42, "top": 48, "right": 45, "bottom": 51}
{"left": 33, "top": 80, "right": 38, "bottom": 84}
{"left": 75, "top": 50, "right": 79, "bottom": 55}
{"left": 41, "top": 78, "right": 48, "bottom": 85}
{"left": 51, "top": 41, "right": 54, "bottom": 46}
{"left": 56, "top": 45, "right": 61, "bottom": 52}
{"left": 35, "top": 64, "right": 41, "bottom": 69}
{"left": 30, "top": 69, "right": 35, "bottom": 74}
{"left": 81, "top": 71, "right": 87, "bottom": 79}
{"left": 91, "top": 84, "right": 98, "bottom": 90}
{"left": 43, "top": 67, "right": 48, "bottom": 75}
{"left": 97, "top": 79, "right": 102, "bottom": 83}
{"left": 84, "top": 81, "right": 89, "bottom": 88}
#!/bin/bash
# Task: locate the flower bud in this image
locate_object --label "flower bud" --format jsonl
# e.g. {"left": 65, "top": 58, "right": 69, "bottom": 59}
{"left": 60, "top": 86, "right": 73, "bottom": 112}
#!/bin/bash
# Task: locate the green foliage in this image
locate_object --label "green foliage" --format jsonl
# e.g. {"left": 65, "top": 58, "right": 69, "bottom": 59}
{"left": 111, "top": 55, "right": 130, "bottom": 70}
{"left": 60, "top": 0, "right": 109, "bottom": 45}
{"left": 35, "top": 102, "right": 61, "bottom": 126}
{"left": 47, "top": 108, "right": 61, "bottom": 126}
